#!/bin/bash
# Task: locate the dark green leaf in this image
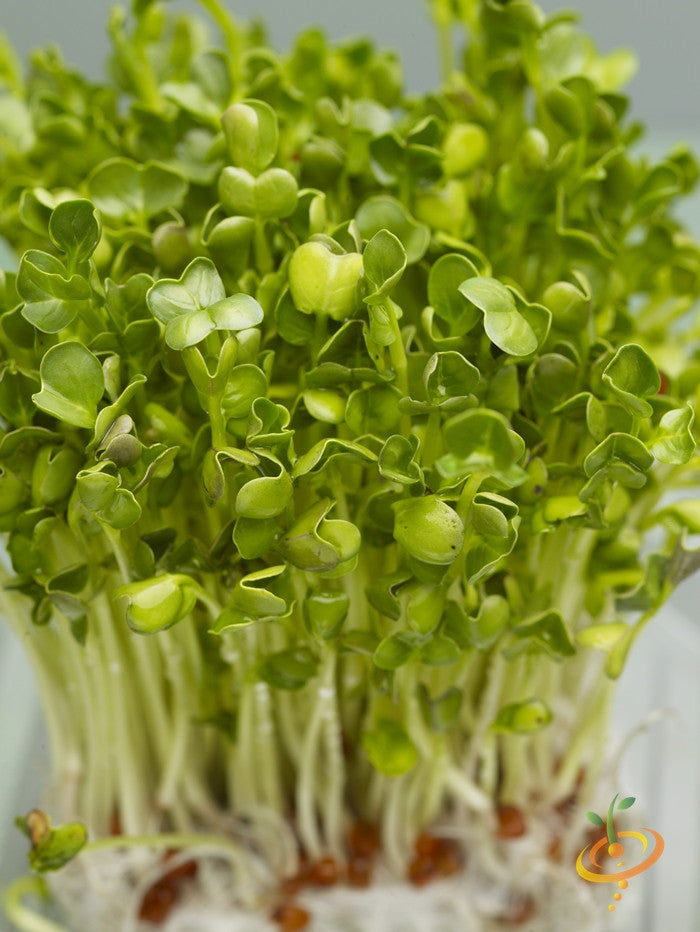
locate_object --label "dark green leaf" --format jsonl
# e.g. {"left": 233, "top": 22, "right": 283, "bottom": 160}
{"left": 259, "top": 647, "right": 318, "bottom": 691}
{"left": 48, "top": 199, "right": 101, "bottom": 265}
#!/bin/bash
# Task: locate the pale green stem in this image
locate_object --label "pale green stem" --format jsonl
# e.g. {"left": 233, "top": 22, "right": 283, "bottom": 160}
{"left": 443, "top": 765, "right": 491, "bottom": 811}
{"left": 254, "top": 219, "right": 273, "bottom": 276}
{"left": 56, "top": 617, "right": 102, "bottom": 832}
{"left": 437, "top": 20, "right": 454, "bottom": 83}
{"left": 553, "top": 676, "right": 613, "bottom": 800}
{"left": 252, "top": 681, "right": 284, "bottom": 814}
{"left": 385, "top": 297, "right": 409, "bottom": 397}
{"left": 464, "top": 649, "right": 505, "bottom": 780}
{"left": 194, "top": 0, "right": 241, "bottom": 76}
{"left": 421, "top": 410, "right": 442, "bottom": 469}
{"left": 156, "top": 629, "right": 194, "bottom": 825}
{"left": 93, "top": 590, "right": 149, "bottom": 835}
{"left": 3, "top": 876, "right": 70, "bottom": 932}
{"left": 82, "top": 831, "right": 262, "bottom": 906}
{"left": 295, "top": 670, "right": 329, "bottom": 858}
{"left": 318, "top": 646, "right": 345, "bottom": 857}
{"left": 498, "top": 734, "right": 529, "bottom": 806}
{"left": 382, "top": 775, "right": 409, "bottom": 874}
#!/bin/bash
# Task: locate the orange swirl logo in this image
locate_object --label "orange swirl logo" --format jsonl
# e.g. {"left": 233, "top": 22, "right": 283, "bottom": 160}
{"left": 575, "top": 794, "right": 664, "bottom": 913}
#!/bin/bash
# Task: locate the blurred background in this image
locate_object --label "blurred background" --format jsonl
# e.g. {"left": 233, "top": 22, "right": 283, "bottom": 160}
{"left": 1, "top": 2, "right": 699, "bottom": 930}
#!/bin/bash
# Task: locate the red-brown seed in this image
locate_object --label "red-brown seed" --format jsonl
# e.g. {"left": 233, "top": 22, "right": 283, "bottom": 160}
{"left": 547, "top": 835, "right": 562, "bottom": 862}
{"left": 414, "top": 832, "right": 441, "bottom": 858}
{"left": 310, "top": 856, "right": 341, "bottom": 887}
{"left": 271, "top": 903, "right": 311, "bottom": 931}
{"left": 347, "top": 820, "right": 380, "bottom": 858}
{"left": 496, "top": 805, "right": 527, "bottom": 839}
{"left": 280, "top": 852, "right": 312, "bottom": 897}
{"left": 501, "top": 894, "right": 536, "bottom": 925}
{"left": 407, "top": 853, "right": 436, "bottom": 887}
{"left": 138, "top": 880, "right": 178, "bottom": 924}
{"left": 109, "top": 810, "right": 122, "bottom": 836}
{"left": 347, "top": 855, "right": 373, "bottom": 888}
{"left": 434, "top": 839, "right": 463, "bottom": 877}
{"left": 160, "top": 854, "right": 198, "bottom": 884}
{"left": 554, "top": 794, "right": 576, "bottom": 816}
{"left": 280, "top": 873, "right": 306, "bottom": 897}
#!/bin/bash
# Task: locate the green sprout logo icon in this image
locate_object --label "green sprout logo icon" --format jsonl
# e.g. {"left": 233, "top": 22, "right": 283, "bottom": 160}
{"left": 576, "top": 794, "right": 664, "bottom": 913}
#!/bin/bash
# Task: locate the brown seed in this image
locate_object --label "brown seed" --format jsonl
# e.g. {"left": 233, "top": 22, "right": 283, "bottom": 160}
{"left": 407, "top": 853, "right": 436, "bottom": 887}
{"left": 554, "top": 793, "right": 576, "bottom": 817}
{"left": 434, "top": 839, "right": 463, "bottom": 877}
{"left": 347, "top": 855, "right": 372, "bottom": 888}
{"left": 501, "top": 894, "right": 536, "bottom": 925}
{"left": 280, "top": 852, "right": 312, "bottom": 896}
{"left": 414, "top": 832, "right": 441, "bottom": 858}
{"left": 138, "top": 879, "right": 178, "bottom": 924}
{"left": 161, "top": 851, "right": 198, "bottom": 884}
{"left": 547, "top": 835, "right": 562, "bottom": 862}
{"left": 347, "top": 820, "right": 380, "bottom": 858}
{"left": 280, "top": 873, "right": 306, "bottom": 897}
{"left": 271, "top": 903, "right": 311, "bottom": 931}
{"left": 496, "top": 805, "right": 526, "bottom": 839}
{"left": 310, "top": 856, "right": 341, "bottom": 886}
{"left": 24, "top": 810, "right": 50, "bottom": 846}
{"left": 109, "top": 810, "right": 123, "bottom": 836}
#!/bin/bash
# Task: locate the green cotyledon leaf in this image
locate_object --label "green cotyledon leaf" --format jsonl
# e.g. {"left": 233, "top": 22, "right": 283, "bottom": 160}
{"left": 17, "top": 249, "right": 92, "bottom": 333}
{"left": 491, "top": 698, "right": 552, "bottom": 734}
{"left": 258, "top": 647, "right": 318, "bottom": 690}
{"left": 648, "top": 404, "right": 696, "bottom": 464}
{"left": 115, "top": 573, "right": 199, "bottom": 634}
{"left": 362, "top": 718, "right": 417, "bottom": 776}
{"left": 602, "top": 344, "right": 660, "bottom": 418}
{"left": 362, "top": 228, "right": 406, "bottom": 302}
{"left": 32, "top": 342, "right": 104, "bottom": 429}
{"left": 211, "top": 565, "right": 289, "bottom": 631}
{"left": 221, "top": 98, "right": 279, "bottom": 174}
{"left": 218, "top": 166, "right": 298, "bottom": 219}
{"left": 15, "top": 810, "right": 86, "bottom": 872}
{"left": 355, "top": 195, "right": 430, "bottom": 265}
{"left": 87, "top": 157, "right": 187, "bottom": 225}
{"left": 287, "top": 241, "right": 364, "bottom": 320}
{"left": 48, "top": 199, "right": 101, "bottom": 266}
{"left": 393, "top": 496, "right": 464, "bottom": 565}
{"left": 427, "top": 252, "right": 482, "bottom": 335}
{"left": 459, "top": 276, "right": 538, "bottom": 356}
{"left": 146, "top": 257, "right": 263, "bottom": 350}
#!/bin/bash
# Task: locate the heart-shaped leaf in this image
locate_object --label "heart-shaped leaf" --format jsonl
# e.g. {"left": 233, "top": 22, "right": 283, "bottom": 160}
{"left": 18, "top": 250, "right": 92, "bottom": 332}
{"left": 87, "top": 157, "right": 187, "bottom": 224}
{"left": 459, "top": 276, "right": 539, "bottom": 356}
{"left": 288, "top": 241, "right": 364, "bottom": 320}
{"left": 147, "top": 257, "right": 263, "bottom": 350}
{"left": 602, "top": 344, "right": 660, "bottom": 418}
{"left": 48, "top": 199, "right": 101, "bottom": 266}
{"left": 427, "top": 253, "right": 482, "bottom": 334}
{"left": 362, "top": 228, "right": 406, "bottom": 301}
{"left": 32, "top": 342, "right": 104, "bottom": 428}
{"left": 218, "top": 166, "right": 298, "bottom": 219}
{"left": 355, "top": 195, "right": 430, "bottom": 264}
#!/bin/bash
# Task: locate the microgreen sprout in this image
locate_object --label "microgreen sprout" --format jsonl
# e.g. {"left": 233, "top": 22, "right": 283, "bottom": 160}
{"left": 1, "top": 0, "right": 699, "bottom": 927}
